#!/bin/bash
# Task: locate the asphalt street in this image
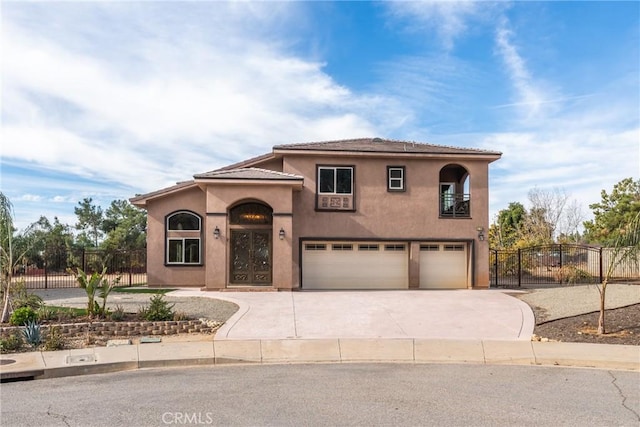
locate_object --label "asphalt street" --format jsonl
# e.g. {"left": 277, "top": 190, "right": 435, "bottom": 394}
{"left": 2, "top": 364, "right": 639, "bottom": 426}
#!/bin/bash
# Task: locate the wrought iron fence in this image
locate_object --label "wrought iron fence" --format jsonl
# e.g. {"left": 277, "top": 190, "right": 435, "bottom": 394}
{"left": 14, "top": 247, "right": 146, "bottom": 289}
{"left": 490, "top": 244, "right": 640, "bottom": 288}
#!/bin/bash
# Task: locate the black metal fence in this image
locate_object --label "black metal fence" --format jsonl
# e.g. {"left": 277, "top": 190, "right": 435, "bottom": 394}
{"left": 490, "top": 244, "right": 640, "bottom": 288}
{"left": 15, "top": 247, "right": 146, "bottom": 289}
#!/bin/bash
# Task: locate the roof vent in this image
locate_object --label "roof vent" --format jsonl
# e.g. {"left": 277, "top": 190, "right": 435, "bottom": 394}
{"left": 372, "top": 137, "right": 383, "bottom": 142}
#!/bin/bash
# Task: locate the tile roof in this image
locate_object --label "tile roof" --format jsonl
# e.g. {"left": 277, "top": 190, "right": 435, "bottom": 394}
{"left": 129, "top": 180, "right": 197, "bottom": 205}
{"left": 194, "top": 167, "right": 303, "bottom": 180}
{"left": 273, "top": 137, "right": 502, "bottom": 156}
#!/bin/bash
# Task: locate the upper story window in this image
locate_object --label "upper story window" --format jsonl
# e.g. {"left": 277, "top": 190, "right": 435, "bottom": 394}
{"left": 387, "top": 166, "right": 405, "bottom": 192}
{"left": 439, "top": 164, "right": 470, "bottom": 218}
{"left": 318, "top": 167, "right": 353, "bottom": 195}
{"left": 316, "top": 166, "right": 355, "bottom": 211}
{"left": 166, "top": 211, "right": 202, "bottom": 265}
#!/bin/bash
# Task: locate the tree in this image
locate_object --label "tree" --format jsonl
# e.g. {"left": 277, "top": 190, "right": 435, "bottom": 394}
{"left": 583, "top": 178, "right": 640, "bottom": 245}
{"left": 524, "top": 187, "right": 570, "bottom": 243}
{"left": 596, "top": 211, "right": 640, "bottom": 334}
{"left": 490, "top": 202, "right": 526, "bottom": 249}
{"left": 490, "top": 187, "right": 582, "bottom": 249}
{"left": 16, "top": 216, "right": 76, "bottom": 270}
{"left": 74, "top": 198, "right": 104, "bottom": 248}
{"left": 100, "top": 200, "right": 146, "bottom": 251}
{"left": 0, "top": 193, "right": 37, "bottom": 323}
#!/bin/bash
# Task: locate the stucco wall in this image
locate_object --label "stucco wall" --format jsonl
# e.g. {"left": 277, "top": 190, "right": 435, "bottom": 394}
{"left": 282, "top": 155, "right": 491, "bottom": 287}
{"left": 145, "top": 186, "right": 206, "bottom": 287}
{"left": 203, "top": 184, "right": 295, "bottom": 290}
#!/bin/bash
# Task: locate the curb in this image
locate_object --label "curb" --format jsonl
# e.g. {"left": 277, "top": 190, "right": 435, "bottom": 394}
{"left": 2, "top": 339, "right": 638, "bottom": 381}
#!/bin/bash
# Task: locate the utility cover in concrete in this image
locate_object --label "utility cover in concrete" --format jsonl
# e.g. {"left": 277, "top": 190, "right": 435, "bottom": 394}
{"left": 107, "top": 339, "right": 132, "bottom": 347}
{"left": 67, "top": 354, "right": 96, "bottom": 364}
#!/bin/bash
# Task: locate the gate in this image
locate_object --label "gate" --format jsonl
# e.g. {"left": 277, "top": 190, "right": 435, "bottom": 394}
{"left": 490, "top": 244, "right": 638, "bottom": 288}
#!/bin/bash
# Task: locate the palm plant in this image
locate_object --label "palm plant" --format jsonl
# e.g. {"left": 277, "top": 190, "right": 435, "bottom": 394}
{"left": 0, "top": 193, "right": 36, "bottom": 323}
{"left": 596, "top": 212, "right": 640, "bottom": 334}
{"left": 71, "top": 267, "right": 107, "bottom": 318}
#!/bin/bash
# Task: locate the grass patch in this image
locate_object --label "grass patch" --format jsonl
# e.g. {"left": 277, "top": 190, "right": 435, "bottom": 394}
{"left": 111, "top": 288, "right": 176, "bottom": 294}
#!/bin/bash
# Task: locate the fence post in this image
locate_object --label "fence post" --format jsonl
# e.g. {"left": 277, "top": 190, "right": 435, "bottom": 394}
{"left": 599, "top": 247, "right": 603, "bottom": 283}
{"left": 517, "top": 248, "right": 522, "bottom": 288}
{"left": 559, "top": 244, "right": 563, "bottom": 269}
{"left": 128, "top": 251, "right": 133, "bottom": 287}
{"left": 493, "top": 250, "right": 498, "bottom": 287}
{"left": 44, "top": 252, "right": 48, "bottom": 290}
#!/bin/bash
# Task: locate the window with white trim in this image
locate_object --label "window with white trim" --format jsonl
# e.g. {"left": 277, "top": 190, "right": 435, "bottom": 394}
{"left": 387, "top": 166, "right": 405, "bottom": 191}
{"left": 166, "top": 211, "right": 201, "bottom": 265}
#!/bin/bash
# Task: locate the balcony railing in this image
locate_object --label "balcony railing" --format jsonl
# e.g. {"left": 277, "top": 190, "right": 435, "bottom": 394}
{"left": 440, "top": 194, "right": 470, "bottom": 218}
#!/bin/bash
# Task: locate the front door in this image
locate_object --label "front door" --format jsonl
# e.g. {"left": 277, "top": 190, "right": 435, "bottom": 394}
{"left": 230, "top": 230, "right": 272, "bottom": 285}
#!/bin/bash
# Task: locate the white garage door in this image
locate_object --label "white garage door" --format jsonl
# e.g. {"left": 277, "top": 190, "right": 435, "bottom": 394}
{"left": 302, "top": 241, "right": 409, "bottom": 290}
{"left": 419, "top": 242, "right": 468, "bottom": 289}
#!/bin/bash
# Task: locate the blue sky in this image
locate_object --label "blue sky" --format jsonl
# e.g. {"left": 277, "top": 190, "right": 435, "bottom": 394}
{"left": 2, "top": 1, "right": 639, "bottom": 232}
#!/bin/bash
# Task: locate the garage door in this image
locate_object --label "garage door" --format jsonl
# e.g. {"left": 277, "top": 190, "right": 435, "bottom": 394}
{"left": 302, "top": 241, "right": 409, "bottom": 290}
{"left": 419, "top": 242, "right": 468, "bottom": 289}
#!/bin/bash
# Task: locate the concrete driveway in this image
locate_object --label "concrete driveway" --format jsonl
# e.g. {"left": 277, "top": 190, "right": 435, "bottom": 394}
{"left": 170, "top": 289, "right": 535, "bottom": 341}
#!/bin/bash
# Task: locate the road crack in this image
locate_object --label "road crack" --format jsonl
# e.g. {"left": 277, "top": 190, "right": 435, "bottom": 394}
{"left": 608, "top": 370, "right": 640, "bottom": 422}
{"left": 47, "top": 404, "right": 72, "bottom": 427}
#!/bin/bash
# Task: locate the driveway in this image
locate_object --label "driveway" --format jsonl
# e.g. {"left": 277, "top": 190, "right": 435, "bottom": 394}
{"left": 170, "top": 289, "right": 535, "bottom": 341}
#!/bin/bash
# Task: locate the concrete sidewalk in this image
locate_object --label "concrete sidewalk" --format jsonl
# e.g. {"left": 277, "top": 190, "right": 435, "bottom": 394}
{"left": 2, "top": 338, "right": 638, "bottom": 381}
{"left": 3, "top": 288, "right": 638, "bottom": 381}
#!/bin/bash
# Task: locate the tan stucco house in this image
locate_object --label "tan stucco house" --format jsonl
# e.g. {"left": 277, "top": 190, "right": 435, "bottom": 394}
{"left": 130, "top": 138, "right": 501, "bottom": 291}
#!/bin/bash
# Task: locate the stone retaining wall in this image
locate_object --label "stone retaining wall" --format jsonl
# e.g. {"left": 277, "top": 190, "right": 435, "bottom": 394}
{"left": 0, "top": 320, "right": 220, "bottom": 339}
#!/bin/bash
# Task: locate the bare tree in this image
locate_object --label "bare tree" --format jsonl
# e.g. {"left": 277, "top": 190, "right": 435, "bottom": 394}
{"left": 558, "top": 199, "right": 585, "bottom": 242}
{"left": 526, "top": 187, "right": 569, "bottom": 241}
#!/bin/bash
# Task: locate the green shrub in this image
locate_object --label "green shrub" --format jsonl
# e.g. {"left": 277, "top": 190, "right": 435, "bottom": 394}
{"left": 8, "top": 279, "right": 43, "bottom": 311}
{"left": 22, "top": 320, "right": 42, "bottom": 349}
{"left": 37, "top": 306, "right": 56, "bottom": 322}
{"left": 10, "top": 307, "right": 37, "bottom": 326}
{"left": 43, "top": 326, "right": 65, "bottom": 351}
{"left": 0, "top": 331, "right": 23, "bottom": 353}
{"left": 140, "top": 294, "right": 175, "bottom": 321}
{"left": 110, "top": 305, "right": 126, "bottom": 321}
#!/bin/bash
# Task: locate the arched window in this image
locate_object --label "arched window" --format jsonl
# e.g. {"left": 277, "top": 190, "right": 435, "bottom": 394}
{"left": 439, "top": 164, "right": 470, "bottom": 218}
{"left": 166, "top": 211, "right": 201, "bottom": 265}
{"left": 167, "top": 211, "right": 201, "bottom": 231}
{"left": 229, "top": 202, "right": 273, "bottom": 225}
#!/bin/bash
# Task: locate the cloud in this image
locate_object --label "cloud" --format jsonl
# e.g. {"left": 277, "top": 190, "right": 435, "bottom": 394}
{"left": 493, "top": 16, "right": 550, "bottom": 120}
{"left": 2, "top": 2, "right": 394, "bottom": 199}
{"left": 19, "top": 194, "right": 43, "bottom": 202}
{"left": 386, "top": 1, "right": 484, "bottom": 50}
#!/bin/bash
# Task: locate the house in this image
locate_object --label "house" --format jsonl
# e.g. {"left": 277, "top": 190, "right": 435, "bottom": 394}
{"left": 130, "top": 138, "right": 501, "bottom": 290}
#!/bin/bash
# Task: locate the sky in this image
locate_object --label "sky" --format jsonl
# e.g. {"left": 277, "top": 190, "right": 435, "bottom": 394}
{"left": 1, "top": 1, "right": 639, "bottom": 232}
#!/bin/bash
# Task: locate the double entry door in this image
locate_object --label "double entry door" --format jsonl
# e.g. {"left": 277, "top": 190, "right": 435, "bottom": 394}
{"left": 230, "top": 229, "right": 272, "bottom": 285}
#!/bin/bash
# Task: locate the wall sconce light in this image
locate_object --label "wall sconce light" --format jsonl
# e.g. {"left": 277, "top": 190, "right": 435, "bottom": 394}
{"left": 214, "top": 226, "right": 220, "bottom": 239}
{"left": 476, "top": 226, "right": 485, "bottom": 241}
{"left": 279, "top": 227, "right": 285, "bottom": 240}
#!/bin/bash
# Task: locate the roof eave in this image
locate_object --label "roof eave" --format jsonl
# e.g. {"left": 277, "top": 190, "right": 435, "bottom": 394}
{"left": 129, "top": 181, "right": 200, "bottom": 208}
{"left": 194, "top": 178, "right": 304, "bottom": 191}
{"left": 272, "top": 148, "right": 502, "bottom": 160}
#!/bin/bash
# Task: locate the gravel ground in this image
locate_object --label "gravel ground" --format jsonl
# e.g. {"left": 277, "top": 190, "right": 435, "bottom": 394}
{"left": 33, "top": 288, "right": 239, "bottom": 323}
{"left": 507, "top": 283, "right": 640, "bottom": 322}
